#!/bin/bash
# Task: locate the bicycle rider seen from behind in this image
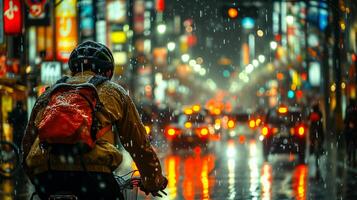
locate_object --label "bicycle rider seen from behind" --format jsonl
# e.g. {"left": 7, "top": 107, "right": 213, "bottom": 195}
{"left": 22, "top": 41, "right": 168, "bottom": 200}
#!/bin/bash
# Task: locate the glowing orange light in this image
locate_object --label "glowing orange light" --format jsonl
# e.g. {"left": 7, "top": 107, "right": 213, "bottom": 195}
{"left": 144, "top": 125, "right": 151, "bottom": 135}
{"left": 298, "top": 126, "right": 305, "bottom": 136}
{"left": 249, "top": 120, "right": 256, "bottom": 128}
{"left": 278, "top": 106, "right": 288, "bottom": 114}
{"left": 352, "top": 54, "right": 357, "bottom": 62}
{"left": 227, "top": 119, "right": 235, "bottom": 129}
{"left": 277, "top": 72, "right": 284, "bottom": 80}
{"left": 184, "top": 108, "right": 193, "bottom": 115}
{"left": 185, "top": 122, "right": 192, "bottom": 129}
{"left": 239, "top": 135, "right": 245, "bottom": 144}
{"left": 192, "top": 105, "right": 201, "bottom": 112}
{"left": 227, "top": 7, "right": 238, "bottom": 19}
{"left": 215, "top": 119, "right": 221, "bottom": 125}
{"left": 255, "top": 118, "right": 262, "bottom": 126}
{"left": 213, "top": 108, "right": 221, "bottom": 115}
{"left": 200, "top": 128, "right": 209, "bottom": 136}
{"left": 168, "top": 128, "right": 176, "bottom": 136}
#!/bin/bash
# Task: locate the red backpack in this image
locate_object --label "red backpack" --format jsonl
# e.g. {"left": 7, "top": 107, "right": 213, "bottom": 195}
{"left": 37, "top": 75, "right": 111, "bottom": 152}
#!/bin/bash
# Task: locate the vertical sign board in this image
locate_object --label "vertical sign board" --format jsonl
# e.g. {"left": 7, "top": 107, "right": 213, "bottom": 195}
{"left": 55, "top": 0, "right": 78, "bottom": 62}
{"left": 25, "top": 0, "right": 50, "bottom": 26}
{"left": 134, "top": 0, "right": 145, "bottom": 34}
{"left": 155, "top": 0, "right": 165, "bottom": 12}
{"left": 79, "top": 0, "right": 94, "bottom": 41}
{"left": 3, "top": 0, "right": 23, "bottom": 35}
{"left": 0, "top": 0, "right": 4, "bottom": 44}
{"left": 41, "top": 61, "right": 62, "bottom": 85}
{"left": 107, "top": 0, "right": 126, "bottom": 24}
{"left": 45, "top": 26, "right": 54, "bottom": 60}
{"left": 96, "top": 0, "right": 106, "bottom": 44}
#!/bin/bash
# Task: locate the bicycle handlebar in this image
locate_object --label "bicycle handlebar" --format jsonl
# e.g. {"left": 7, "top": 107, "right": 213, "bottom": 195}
{"left": 114, "top": 175, "right": 167, "bottom": 198}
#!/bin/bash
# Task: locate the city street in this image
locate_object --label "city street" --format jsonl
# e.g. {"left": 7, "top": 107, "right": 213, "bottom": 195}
{"left": 0, "top": 0, "right": 357, "bottom": 199}
{"left": 2, "top": 134, "right": 357, "bottom": 200}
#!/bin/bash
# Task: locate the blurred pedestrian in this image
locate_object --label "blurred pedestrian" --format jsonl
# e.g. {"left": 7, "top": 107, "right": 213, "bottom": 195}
{"left": 344, "top": 98, "right": 357, "bottom": 167}
{"left": 8, "top": 101, "right": 27, "bottom": 148}
{"left": 309, "top": 103, "right": 324, "bottom": 178}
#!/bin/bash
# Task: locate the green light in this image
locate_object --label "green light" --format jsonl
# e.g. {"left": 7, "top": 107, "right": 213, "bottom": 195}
{"left": 288, "top": 90, "right": 295, "bottom": 99}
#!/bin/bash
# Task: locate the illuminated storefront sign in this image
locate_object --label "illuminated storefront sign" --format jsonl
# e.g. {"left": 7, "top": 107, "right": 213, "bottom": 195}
{"left": 3, "top": 0, "right": 23, "bottom": 35}
{"left": 111, "top": 31, "right": 126, "bottom": 44}
{"left": 153, "top": 47, "right": 167, "bottom": 67}
{"left": 45, "top": 26, "right": 54, "bottom": 60}
{"left": 55, "top": 0, "right": 78, "bottom": 62}
{"left": 107, "top": 0, "right": 126, "bottom": 23}
{"left": 96, "top": 0, "right": 106, "bottom": 45}
{"left": 25, "top": 0, "right": 50, "bottom": 25}
{"left": 156, "top": 0, "right": 165, "bottom": 12}
{"left": 79, "top": 0, "right": 94, "bottom": 41}
{"left": 37, "top": 27, "right": 46, "bottom": 53}
{"left": 309, "top": 62, "right": 321, "bottom": 87}
{"left": 113, "top": 52, "right": 127, "bottom": 65}
{"left": 41, "top": 62, "right": 62, "bottom": 85}
{"left": 134, "top": 0, "right": 145, "bottom": 34}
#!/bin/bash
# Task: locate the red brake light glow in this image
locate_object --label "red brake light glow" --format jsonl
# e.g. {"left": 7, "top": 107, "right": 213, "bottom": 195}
{"left": 297, "top": 126, "right": 305, "bottom": 136}
{"left": 200, "top": 128, "right": 209, "bottom": 136}
{"left": 278, "top": 106, "right": 288, "bottom": 114}
{"left": 249, "top": 120, "right": 256, "bottom": 128}
{"left": 262, "top": 126, "right": 269, "bottom": 136}
{"left": 167, "top": 128, "right": 176, "bottom": 136}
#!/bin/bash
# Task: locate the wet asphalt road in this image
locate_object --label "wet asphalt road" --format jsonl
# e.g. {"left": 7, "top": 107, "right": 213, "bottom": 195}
{"left": 1, "top": 135, "right": 357, "bottom": 200}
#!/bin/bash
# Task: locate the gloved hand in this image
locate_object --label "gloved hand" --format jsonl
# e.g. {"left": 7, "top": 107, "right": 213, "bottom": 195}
{"left": 140, "top": 177, "right": 168, "bottom": 198}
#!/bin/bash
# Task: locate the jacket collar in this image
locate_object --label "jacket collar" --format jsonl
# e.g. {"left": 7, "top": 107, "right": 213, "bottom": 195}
{"left": 73, "top": 71, "right": 96, "bottom": 77}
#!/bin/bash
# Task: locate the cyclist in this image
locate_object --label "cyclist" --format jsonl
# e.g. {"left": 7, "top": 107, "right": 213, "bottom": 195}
{"left": 22, "top": 40, "right": 167, "bottom": 200}
{"left": 309, "top": 103, "right": 324, "bottom": 178}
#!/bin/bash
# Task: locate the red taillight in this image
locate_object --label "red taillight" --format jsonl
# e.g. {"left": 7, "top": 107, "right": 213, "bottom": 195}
{"left": 262, "top": 126, "right": 269, "bottom": 136}
{"left": 167, "top": 128, "right": 176, "bottom": 136}
{"left": 197, "top": 127, "right": 209, "bottom": 137}
{"left": 227, "top": 119, "right": 235, "bottom": 129}
{"left": 249, "top": 119, "right": 256, "bottom": 129}
{"left": 166, "top": 127, "right": 180, "bottom": 139}
{"left": 297, "top": 126, "right": 305, "bottom": 136}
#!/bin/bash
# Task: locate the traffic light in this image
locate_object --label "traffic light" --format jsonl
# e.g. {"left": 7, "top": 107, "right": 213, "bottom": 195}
{"left": 222, "top": 4, "right": 259, "bottom": 20}
{"left": 227, "top": 7, "right": 239, "bottom": 19}
{"left": 222, "top": 5, "right": 239, "bottom": 20}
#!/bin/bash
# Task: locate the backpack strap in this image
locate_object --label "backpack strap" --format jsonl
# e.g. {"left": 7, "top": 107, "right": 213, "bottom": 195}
{"left": 87, "top": 75, "right": 109, "bottom": 142}
{"left": 88, "top": 75, "right": 109, "bottom": 87}
{"left": 54, "top": 76, "right": 69, "bottom": 84}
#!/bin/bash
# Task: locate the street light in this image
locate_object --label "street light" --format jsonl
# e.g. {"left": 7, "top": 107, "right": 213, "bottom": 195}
{"left": 257, "top": 29, "right": 264, "bottom": 37}
{"left": 270, "top": 41, "right": 278, "bottom": 50}
{"left": 258, "top": 55, "right": 266, "bottom": 63}
{"left": 252, "top": 59, "right": 259, "bottom": 67}
{"left": 167, "top": 42, "right": 176, "bottom": 51}
{"left": 181, "top": 54, "right": 190, "bottom": 62}
{"left": 286, "top": 15, "right": 294, "bottom": 26}
{"left": 157, "top": 24, "right": 166, "bottom": 34}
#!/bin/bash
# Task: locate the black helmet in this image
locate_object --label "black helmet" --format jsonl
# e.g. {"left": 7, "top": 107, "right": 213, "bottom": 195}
{"left": 68, "top": 40, "right": 114, "bottom": 79}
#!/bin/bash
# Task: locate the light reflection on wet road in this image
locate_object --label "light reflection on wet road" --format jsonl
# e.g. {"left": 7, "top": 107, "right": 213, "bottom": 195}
{"left": 1, "top": 137, "right": 356, "bottom": 199}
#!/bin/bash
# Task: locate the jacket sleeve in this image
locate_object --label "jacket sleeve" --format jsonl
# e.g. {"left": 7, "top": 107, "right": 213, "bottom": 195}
{"left": 21, "top": 92, "right": 48, "bottom": 175}
{"left": 116, "top": 94, "right": 166, "bottom": 191}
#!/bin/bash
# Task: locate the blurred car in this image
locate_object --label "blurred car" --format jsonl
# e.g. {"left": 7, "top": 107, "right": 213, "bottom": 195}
{"left": 223, "top": 112, "right": 261, "bottom": 140}
{"left": 165, "top": 106, "right": 214, "bottom": 151}
{"left": 261, "top": 105, "right": 307, "bottom": 163}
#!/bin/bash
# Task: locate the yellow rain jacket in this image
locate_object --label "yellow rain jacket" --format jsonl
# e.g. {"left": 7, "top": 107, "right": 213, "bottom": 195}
{"left": 22, "top": 71, "right": 166, "bottom": 191}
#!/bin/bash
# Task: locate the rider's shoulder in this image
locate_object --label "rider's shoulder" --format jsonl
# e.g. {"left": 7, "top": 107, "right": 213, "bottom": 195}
{"left": 101, "top": 80, "right": 129, "bottom": 96}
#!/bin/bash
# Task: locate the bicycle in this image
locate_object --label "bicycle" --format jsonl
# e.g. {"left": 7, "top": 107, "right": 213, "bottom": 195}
{"left": 0, "top": 140, "right": 21, "bottom": 178}
{"left": 30, "top": 170, "right": 167, "bottom": 200}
